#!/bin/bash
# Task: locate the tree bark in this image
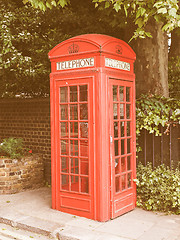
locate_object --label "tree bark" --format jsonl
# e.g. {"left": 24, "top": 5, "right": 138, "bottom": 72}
{"left": 168, "top": 30, "right": 180, "bottom": 99}
{"left": 169, "top": 30, "right": 180, "bottom": 58}
{"left": 131, "top": 21, "right": 169, "bottom": 98}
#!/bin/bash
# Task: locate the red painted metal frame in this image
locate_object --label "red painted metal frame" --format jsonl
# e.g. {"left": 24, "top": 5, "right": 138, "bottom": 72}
{"left": 56, "top": 77, "right": 94, "bottom": 219}
{"left": 109, "top": 78, "right": 136, "bottom": 218}
{"left": 49, "top": 34, "right": 136, "bottom": 222}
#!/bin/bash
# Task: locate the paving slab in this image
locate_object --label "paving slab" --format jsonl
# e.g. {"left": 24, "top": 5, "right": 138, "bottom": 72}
{"left": 137, "top": 226, "right": 180, "bottom": 240}
{"left": 95, "top": 216, "right": 153, "bottom": 239}
{"left": 54, "top": 225, "right": 130, "bottom": 240}
{"left": 0, "top": 187, "right": 180, "bottom": 240}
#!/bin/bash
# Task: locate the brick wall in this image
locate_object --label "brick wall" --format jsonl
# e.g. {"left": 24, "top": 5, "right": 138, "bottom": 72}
{"left": 0, "top": 98, "right": 51, "bottom": 183}
{"left": 0, "top": 155, "right": 44, "bottom": 194}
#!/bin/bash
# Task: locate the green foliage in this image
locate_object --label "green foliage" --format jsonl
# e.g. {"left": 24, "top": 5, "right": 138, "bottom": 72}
{"left": 93, "top": 0, "right": 180, "bottom": 40}
{"left": 0, "top": 0, "right": 109, "bottom": 98}
{"left": 136, "top": 95, "right": 180, "bottom": 138}
{"left": 168, "top": 56, "right": 180, "bottom": 99}
{"left": 1, "top": 1, "right": 179, "bottom": 97}
{"left": 23, "top": 0, "right": 70, "bottom": 10}
{"left": 136, "top": 163, "right": 180, "bottom": 214}
{"left": 0, "top": 138, "right": 27, "bottom": 159}
{"left": 24, "top": 0, "right": 180, "bottom": 40}
{"left": 0, "top": 1, "right": 51, "bottom": 97}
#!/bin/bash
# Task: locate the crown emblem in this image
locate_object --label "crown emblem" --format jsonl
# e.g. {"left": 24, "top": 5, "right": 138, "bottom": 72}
{"left": 116, "top": 45, "right": 123, "bottom": 55}
{"left": 68, "top": 43, "right": 79, "bottom": 54}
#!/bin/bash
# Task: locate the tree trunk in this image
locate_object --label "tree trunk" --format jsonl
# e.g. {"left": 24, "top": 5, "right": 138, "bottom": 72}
{"left": 169, "top": 30, "right": 180, "bottom": 58}
{"left": 168, "top": 30, "right": 180, "bottom": 99}
{"left": 132, "top": 21, "right": 169, "bottom": 98}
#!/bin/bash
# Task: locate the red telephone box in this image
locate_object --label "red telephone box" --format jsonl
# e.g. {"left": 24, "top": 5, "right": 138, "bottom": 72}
{"left": 48, "top": 34, "right": 136, "bottom": 222}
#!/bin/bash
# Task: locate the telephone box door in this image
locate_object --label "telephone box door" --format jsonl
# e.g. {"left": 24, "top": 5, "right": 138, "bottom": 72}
{"left": 109, "top": 78, "right": 136, "bottom": 219}
{"left": 54, "top": 77, "right": 94, "bottom": 219}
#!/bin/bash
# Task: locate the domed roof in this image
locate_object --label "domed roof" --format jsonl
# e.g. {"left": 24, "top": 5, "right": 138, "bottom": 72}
{"left": 48, "top": 34, "right": 136, "bottom": 60}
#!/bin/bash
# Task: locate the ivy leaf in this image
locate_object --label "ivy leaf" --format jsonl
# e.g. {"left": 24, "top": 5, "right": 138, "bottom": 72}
{"left": 105, "top": 2, "right": 110, "bottom": 8}
{"left": 154, "top": 15, "right": 162, "bottom": 22}
{"left": 145, "top": 32, "right": 152, "bottom": 38}
{"left": 157, "top": 8, "right": 168, "bottom": 14}
{"left": 154, "top": 116, "right": 160, "bottom": 126}
{"left": 58, "top": 0, "right": 68, "bottom": 8}
{"left": 51, "top": 1, "right": 57, "bottom": 7}
{"left": 114, "top": 3, "right": 121, "bottom": 12}
{"left": 140, "top": 8, "right": 146, "bottom": 16}
{"left": 136, "top": 8, "right": 141, "bottom": 19}
{"left": 95, "top": 3, "right": 98, "bottom": 8}
{"left": 38, "top": 2, "right": 46, "bottom": 11}
{"left": 153, "top": 2, "right": 163, "bottom": 9}
{"left": 46, "top": 2, "right": 52, "bottom": 9}
{"left": 162, "top": 22, "right": 174, "bottom": 31}
{"left": 168, "top": 8, "right": 177, "bottom": 17}
{"left": 135, "top": 18, "right": 144, "bottom": 28}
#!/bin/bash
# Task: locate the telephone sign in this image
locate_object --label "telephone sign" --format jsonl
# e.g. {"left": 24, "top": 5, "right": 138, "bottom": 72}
{"left": 57, "top": 57, "right": 94, "bottom": 70}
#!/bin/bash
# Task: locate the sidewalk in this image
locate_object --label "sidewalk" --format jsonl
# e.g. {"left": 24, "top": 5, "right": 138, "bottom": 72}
{"left": 0, "top": 187, "right": 180, "bottom": 240}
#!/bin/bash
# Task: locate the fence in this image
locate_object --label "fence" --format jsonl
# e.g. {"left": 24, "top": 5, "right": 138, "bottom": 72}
{"left": 0, "top": 98, "right": 179, "bottom": 183}
{"left": 137, "top": 124, "right": 180, "bottom": 169}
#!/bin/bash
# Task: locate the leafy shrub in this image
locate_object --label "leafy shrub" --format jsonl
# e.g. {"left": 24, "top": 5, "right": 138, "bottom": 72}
{"left": 0, "top": 137, "right": 27, "bottom": 159}
{"left": 136, "top": 95, "right": 180, "bottom": 137}
{"left": 136, "top": 163, "right": 180, "bottom": 214}
{"left": 136, "top": 95, "right": 180, "bottom": 153}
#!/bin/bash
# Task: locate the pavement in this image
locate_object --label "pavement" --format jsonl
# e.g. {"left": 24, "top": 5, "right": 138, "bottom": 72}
{"left": 0, "top": 187, "right": 180, "bottom": 240}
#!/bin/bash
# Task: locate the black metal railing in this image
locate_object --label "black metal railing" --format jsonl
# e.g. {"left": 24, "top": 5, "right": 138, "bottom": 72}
{"left": 137, "top": 124, "right": 180, "bottom": 169}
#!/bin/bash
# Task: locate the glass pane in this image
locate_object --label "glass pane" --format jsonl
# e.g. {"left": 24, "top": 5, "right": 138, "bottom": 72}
{"left": 80, "top": 104, "right": 88, "bottom": 120}
{"left": 113, "top": 85, "right": 118, "bottom": 101}
{"left": 71, "top": 177, "right": 79, "bottom": 192}
{"left": 120, "top": 104, "right": 124, "bottom": 119}
{"left": 80, "top": 85, "right": 87, "bottom": 102}
{"left": 128, "top": 173, "right": 132, "bottom": 188}
{"left": 127, "top": 156, "right": 131, "bottom": 170}
{"left": 61, "top": 122, "right": 68, "bottom": 138}
{"left": 70, "top": 122, "right": 78, "bottom": 138}
{"left": 80, "top": 122, "right": 88, "bottom": 138}
{"left": 80, "top": 140, "right": 88, "bottom": 157}
{"left": 71, "top": 158, "right": 79, "bottom": 174}
{"left": 80, "top": 159, "right": 88, "bottom": 175}
{"left": 61, "top": 140, "right": 69, "bottom": 155}
{"left": 70, "top": 104, "right": 78, "bottom": 120}
{"left": 127, "top": 121, "right": 130, "bottom": 136}
{"left": 71, "top": 175, "right": 78, "bottom": 183}
{"left": 81, "top": 177, "right": 89, "bottom": 193}
{"left": 120, "top": 121, "right": 124, "bottom": 137}
{"left": 61, "top": 157, "right": 69, "bottom": 173}
{"left": 113, "top": 103, "right": 118, "bottom": 119}
{"left": 119, "top": 86, "right": 124, "bottom": 102}
{"left": 115, "top": 158, "right": 120, "bottom": 174}
{"left": 61, "top": 175, "right": 69, "bottom": 190}
{"left": 70, "top": 140, "right": 78, "bottom": 156}
{"left": 70, "top": 86, "right": 77, "bottom": 102}
{"left": 127, "top": 139, "right": 131, "bottom": 154}
{"left": 121, "top": 139, "right": 125, "bottom": 155}
{"left": 60, "top": 105, "right": 68, "bottom": 120}
{"left": 121, "top": 157, "right": 126, "bottom": 172}
{"left": 126, "top": 104, "right": 130, "bottom": 119}
{"left": 114, "top": 122, "right": 118, "bottom": 138}
{"left": 114, "top": 140, "right": 119, "bottom": 156}
{"left": 121, "top": 175, "right": 126, "bottom": 190}
{"left": 126, "top": 87, "right": 130, "bottom": 102}
{"left": 115, "top": 177, "right": 120, "bottom": 193}
{"left": 60, "top": 87, "right": 68, "bottom": 103}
